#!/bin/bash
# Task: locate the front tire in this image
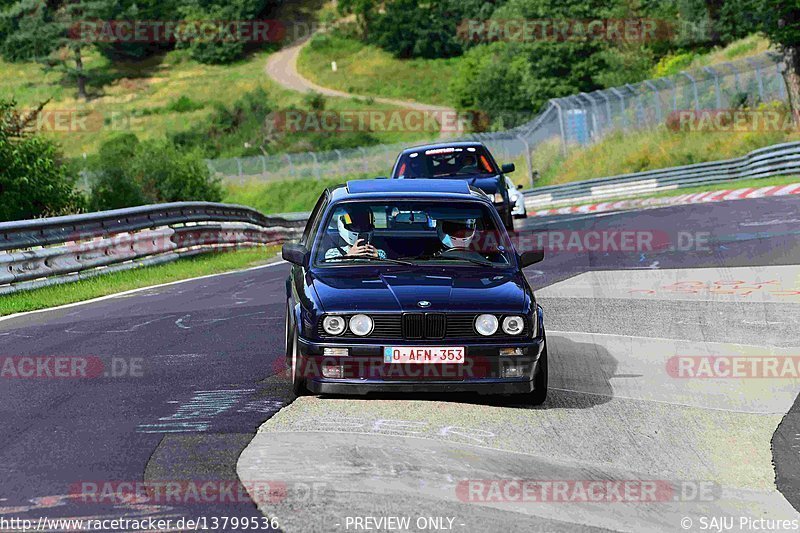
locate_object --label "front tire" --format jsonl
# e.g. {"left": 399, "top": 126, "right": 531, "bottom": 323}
{"left": 528, "top": 343, "right": 548, "bottom": 405}
{"left": 289, "top": 325, "right": 309, "bottom": 397}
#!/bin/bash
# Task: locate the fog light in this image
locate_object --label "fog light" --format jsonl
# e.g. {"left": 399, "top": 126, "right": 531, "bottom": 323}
{"left": 322, "top": 364, "right": 344, "bottom": 378}
{"left": 502, "top": 365, "right": 524, "bottom": 378}
{"left": 500, "top": 348, "right": 524, "bottom": 356}
{"left": 323, "top": 347, "right": 349, "bottom": 357}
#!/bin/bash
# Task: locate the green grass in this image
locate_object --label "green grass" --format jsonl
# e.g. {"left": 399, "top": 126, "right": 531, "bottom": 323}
{"left": 652, "top": 35, "right": 772, "bottom": 77}
{"left": 1, "top": 47, "right": 436, "bottom": 158}
{"left": 534, "top": 113, "right": 800, "bottom": 188}
{"left": 224, "top": 175, "right": 366, "bottom": 213}
{"left": 297, "top": 32, "right": 460, "bottom": 107}
{"left": 0, "top": 246, "right": 279, "bottom": 316}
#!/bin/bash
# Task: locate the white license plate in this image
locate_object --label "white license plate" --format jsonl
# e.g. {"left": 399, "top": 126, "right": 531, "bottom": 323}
{"left": 383, "top": 346, "right": 465, "bottom": 364}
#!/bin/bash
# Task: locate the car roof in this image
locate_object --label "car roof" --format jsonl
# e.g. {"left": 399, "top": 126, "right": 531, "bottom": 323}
{"left": 398, "top": 141, "right": 488, "bottom": 156}
{"left": 327, "top": 179, "right": 489, "bottom": 202}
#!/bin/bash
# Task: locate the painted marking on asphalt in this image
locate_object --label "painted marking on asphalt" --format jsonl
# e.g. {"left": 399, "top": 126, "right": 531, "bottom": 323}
{"left": 537, "top": 264, "right": 800, "bottom": 302}
{"left": 0, "top": 259, "right": 287, "bottom": 325}
{"left": 310, "top": 416, "right": 497, "bottom": 445}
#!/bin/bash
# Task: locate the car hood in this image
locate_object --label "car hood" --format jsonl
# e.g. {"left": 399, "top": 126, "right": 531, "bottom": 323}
{"left": 310, "top": 268, "right": 528, "bottom": 314}
{"left": 462, "top": 175, "right": 502, "bottom": 194}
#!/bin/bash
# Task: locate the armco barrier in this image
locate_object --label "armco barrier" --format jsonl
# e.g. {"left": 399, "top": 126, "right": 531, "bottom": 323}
{"left": 0, "top": 203, "right": 308, "bottom": 295}
{"left": 524, "top": 141, "right": 800, "bottom": 211}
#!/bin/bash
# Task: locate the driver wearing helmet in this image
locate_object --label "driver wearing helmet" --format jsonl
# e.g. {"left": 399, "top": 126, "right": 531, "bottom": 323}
{"left": 325, "top": 204, "right": 387, "bottom": 260}
{"left": 437, "top": 218, "right": 477, "bottom": 250}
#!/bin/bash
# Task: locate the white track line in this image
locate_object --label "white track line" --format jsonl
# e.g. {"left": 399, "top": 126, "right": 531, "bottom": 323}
{"left": 0, "top": 259, "right": 288, "bottom": 324}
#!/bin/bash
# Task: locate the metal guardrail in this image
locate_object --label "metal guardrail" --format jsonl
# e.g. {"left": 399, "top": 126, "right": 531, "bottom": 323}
{"left": 523, "top": 141, "right": 800, "bottom": 210}
{"left": 5, "top": 138, "right": 799, "bottom": 295}
{"left": 0, "top": 203, "right": 307, "bottom": 295}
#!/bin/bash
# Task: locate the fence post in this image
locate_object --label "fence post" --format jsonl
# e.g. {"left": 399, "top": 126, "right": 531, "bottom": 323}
{"left": 644, "top": 80, "right": 662, "bottom": 124}
{"left": 359, "top": 147, "right": 369, "bottom": 174}
{"left": 308, "top": 151, "right": 320, "bottom": 180}
{"left": 610, "top": 88, "right": 627, "bottom": 129}
{"left": 680, "top": 71, "right": 700, "bottom": 109}
{"left": 597, "top": 91, "right": 612, "bottom": 132}
{"left": 260, "top": 155, "right": 268, "bottom": 179}
{"left": 662, "top": 77, "right": 678, "bottom": 112}
{"left": 285, "top": 154, "right": 295, "bottom": 178}
{"left": 551, "top": 99, "right": 568, "bottom": 156}
{"left": 334, "top": 149, "right": 345, "bottom": 174}
{"left": 725, "top": 61, "right": 741, "bottom": 93}
{"left": 515, "top": 134, "right": 535, "bottom": 188}
{"left": 704, "top": 66, "right": 722, "bottom": 109}
{"left": 746, "top": 58, "right": 765, "bottom": 101}
{"left": 579, "top": 92, "right": 599, "bottom": 140}
{"left": 776, "top": 61, "right": 787, "bottom": 101}
{"left": 237, "top": 158, "right": 243, "bottom": 178}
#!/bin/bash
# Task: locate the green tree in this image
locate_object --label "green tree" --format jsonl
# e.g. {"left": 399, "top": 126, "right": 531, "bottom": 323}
{"left": 90, "top": 134, "right": 223, "bottom": 211}
{"left": 0, "top": 100, "right": 84, "bottom": 221}
{"left": 758, "top": 0, "right": 800, "bottom": 113}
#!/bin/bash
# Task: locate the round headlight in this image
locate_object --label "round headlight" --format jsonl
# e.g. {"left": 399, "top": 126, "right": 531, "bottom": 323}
{"left": 322, "top": 315, "right": 346, "bottom": 336}
{"left": 349, "top": 314, "right": 374, "bottom": 336}
{"left": 502, "top": 316, "right": 525, "bottom": 335}
{"left": 475, "top": 314, "right": 498, "bottom": 336}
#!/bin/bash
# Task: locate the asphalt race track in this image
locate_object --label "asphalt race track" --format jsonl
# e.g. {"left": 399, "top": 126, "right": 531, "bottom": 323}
{"left": 2, "top": 196, "right": 799, "bottom": 532}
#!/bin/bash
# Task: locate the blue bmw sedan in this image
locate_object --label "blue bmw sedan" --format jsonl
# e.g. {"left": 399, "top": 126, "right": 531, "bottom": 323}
{"left": 281, "top": 179, "right": 547, "bottom": 403}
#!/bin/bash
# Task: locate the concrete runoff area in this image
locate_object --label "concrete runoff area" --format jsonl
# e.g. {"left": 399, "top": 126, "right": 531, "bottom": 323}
{"left": 239, "top": 263, "right": 800, "bottom": 532}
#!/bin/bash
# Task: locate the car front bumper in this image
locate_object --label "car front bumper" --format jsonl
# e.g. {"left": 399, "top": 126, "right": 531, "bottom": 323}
{"left": 295, "top": 336, "right": 545, "bottom": 396}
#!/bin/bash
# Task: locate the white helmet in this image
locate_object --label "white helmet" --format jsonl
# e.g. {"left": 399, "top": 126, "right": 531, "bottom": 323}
{"left": 438, "top": 218, "right": 477, "bottom": 248}
{"left": 337, "top": 205, "right": 375, "bottom": 246}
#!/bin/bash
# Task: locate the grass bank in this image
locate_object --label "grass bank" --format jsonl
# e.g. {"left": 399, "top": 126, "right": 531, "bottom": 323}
{"left": 297, "top": 32, "right": 459, "bottom": 107}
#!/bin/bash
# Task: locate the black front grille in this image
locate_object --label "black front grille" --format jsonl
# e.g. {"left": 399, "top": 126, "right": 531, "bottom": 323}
{"left": 317, "top": 313, "right": 530, "bottom": 339}
{"left": 402, "top": 314, "right": 425, "bottom": 339}
{"left": 425, "top": 313, "right": 446, "bottom": 339}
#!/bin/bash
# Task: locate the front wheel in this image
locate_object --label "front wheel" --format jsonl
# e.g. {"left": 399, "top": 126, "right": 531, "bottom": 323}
{"left": 527, "top": 343, "right": 548, "bottom": 405}
{"left": 289, "top": 326, "right": 309, "bottom": 397}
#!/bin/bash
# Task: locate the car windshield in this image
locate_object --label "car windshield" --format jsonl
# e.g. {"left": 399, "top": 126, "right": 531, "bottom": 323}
{"left": 394, "top": 146, "right": 498, "bottom": 179}
{"left": 313, "top": 200, "right": 513, "bottom": 267}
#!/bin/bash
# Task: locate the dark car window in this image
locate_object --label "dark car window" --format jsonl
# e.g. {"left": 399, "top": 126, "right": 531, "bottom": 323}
{"left": 300, "top": 192, "right": 328, "bottom": 247}
{"left": 312, "top": 200, "right": 512, "bottom": 267}
{"left": 393, "top": 146, "right": 498, "bottom": 179}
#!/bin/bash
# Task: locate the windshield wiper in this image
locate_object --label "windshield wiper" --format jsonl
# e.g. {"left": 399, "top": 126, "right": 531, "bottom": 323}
{"left": 322, "top": 256, "right": 414, "bottom": 266}
{"left": 398, "top": 254, "right": 496, "bottom": 267}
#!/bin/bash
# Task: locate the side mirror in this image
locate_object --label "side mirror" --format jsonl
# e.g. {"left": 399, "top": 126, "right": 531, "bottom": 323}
{"left": 517, "top": 184, "right": 524, "bottom": 190}
{"left": 501, "top": 163, "right": 515, "bottom": 174}
{"left": 519, "top": 249, "right": 544, "bottom": 268}
{"left": 282, "top": 243, "right": 308, "bottom": 266}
